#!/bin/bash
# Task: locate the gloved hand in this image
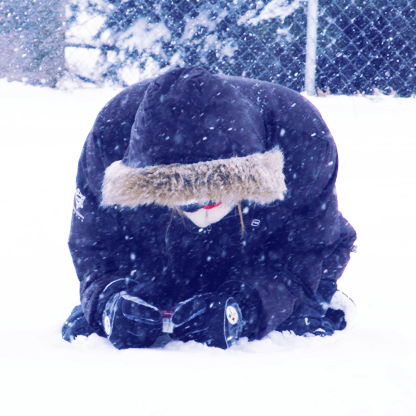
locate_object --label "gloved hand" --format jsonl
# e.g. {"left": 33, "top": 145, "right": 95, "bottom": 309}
{"left": 170, "top": 282, "right": 262, "bottom": 349}
{"left": 62, "top": 305, "right": 94, "bottom": 342}
{"left": 170, "top": 292, "right": 242, "bottom": 349}
{"left": 102, "top": 291, "right": 163, "bottom": 349}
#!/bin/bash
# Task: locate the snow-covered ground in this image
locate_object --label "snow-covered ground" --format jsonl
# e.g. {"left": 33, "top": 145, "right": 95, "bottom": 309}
{"left": 1, "top": 79, "right": 415, "bottom": 415}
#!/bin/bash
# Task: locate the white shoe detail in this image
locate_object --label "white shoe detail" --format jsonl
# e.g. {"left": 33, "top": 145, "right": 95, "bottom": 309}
{"left": 104, "top": 315, "right": 112, "bottom": 336}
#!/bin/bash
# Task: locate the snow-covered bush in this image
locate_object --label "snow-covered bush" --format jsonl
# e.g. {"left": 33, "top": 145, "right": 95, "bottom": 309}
{"left": 65, "top": 0, "right": 307, "bottom": 87}
{"left": 65, "top": 0, "right": 416, "bottom": 96}
{"left": 0, "top": 0, "right": 65, "bottom": 87}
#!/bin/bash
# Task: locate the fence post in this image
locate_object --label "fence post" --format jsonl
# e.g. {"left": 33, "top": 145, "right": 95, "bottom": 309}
{"left": 305, "top": 0, "right": 318, "bottom": 95}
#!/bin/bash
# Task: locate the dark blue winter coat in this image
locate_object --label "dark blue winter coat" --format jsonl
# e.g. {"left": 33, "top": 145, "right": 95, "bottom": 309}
{"left": 68, "top": 67, "right": 356, "bottom": 340}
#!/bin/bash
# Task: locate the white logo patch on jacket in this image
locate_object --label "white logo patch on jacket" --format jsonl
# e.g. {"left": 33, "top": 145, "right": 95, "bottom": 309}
{"left": 73, "top": 188, "right": 86, "bottom": 221}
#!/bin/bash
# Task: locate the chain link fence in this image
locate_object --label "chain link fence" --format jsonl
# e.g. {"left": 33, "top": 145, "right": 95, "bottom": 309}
{"left": 317, "top": 0, "right": 416, "bottom": 96}
{"left": 1, "top": 0, "right": 415, "bottom": 96}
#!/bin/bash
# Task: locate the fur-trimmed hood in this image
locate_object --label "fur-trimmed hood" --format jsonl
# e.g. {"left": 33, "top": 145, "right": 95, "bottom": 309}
{"left": 101, "top": 67, "right": 287, "bottom": 208}
{"left": 102, "top": 147, "right": 286, "bottom": 208}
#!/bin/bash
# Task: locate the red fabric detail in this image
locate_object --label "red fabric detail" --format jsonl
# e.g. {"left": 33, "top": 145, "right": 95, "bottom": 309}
{"left": 161, "top": 310, "right": 174, "bottom": 318}
{"left": 203, "top": 202, "right": 222, "bottom": 210}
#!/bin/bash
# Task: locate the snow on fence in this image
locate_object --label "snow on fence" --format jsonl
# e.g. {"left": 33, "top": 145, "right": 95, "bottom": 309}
{"left": 64, "top": 0, "right": 309, "bottom": 91}
{"left": 1, "top": 0, "right": 416, "bottom": 96}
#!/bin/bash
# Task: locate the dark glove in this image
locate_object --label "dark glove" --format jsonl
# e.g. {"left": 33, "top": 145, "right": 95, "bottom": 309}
{"left": 102, "top": 291, "right": 163, "bottom": 349}
{"left": 170, "top": 292, "right": 242, "bottom": 349}
{"left": 62, "top": 305, "right": 94, "bottom": 342}
{"left": 170, "top": 282, "right": 262, "bottom": 349}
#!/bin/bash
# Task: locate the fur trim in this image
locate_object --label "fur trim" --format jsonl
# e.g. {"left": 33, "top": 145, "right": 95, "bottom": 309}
{"left": 101, "top": 147, "right": 286, "bottom": 208}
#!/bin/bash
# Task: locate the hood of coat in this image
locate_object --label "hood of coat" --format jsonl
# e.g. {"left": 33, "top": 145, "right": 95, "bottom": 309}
{"left": 102, "top": 67, "right": 286, "bottom": 208}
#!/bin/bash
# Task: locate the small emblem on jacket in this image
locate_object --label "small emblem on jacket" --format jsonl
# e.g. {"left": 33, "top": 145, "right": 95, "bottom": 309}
{"left": 73, "top": 188, "right": 85, "bottom": 221}
{"left": 251, "top": 219, "right": 261, "bottom": 227}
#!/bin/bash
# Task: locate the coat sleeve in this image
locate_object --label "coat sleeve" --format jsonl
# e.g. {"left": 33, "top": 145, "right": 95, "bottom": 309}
{"left": 68, "top": 143, "right": 136, "bottom": 334}
{"left": 251, "top": 91, "right": 356, "bottom": 337}
{"left": 279, "top": 98, "right": 357, "bottom": 299}
{"left": 68, "top": 83, "right": 150, "bottom": 334}
{"left": 250, "top": 145, "right": 356, "bottom": 338}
